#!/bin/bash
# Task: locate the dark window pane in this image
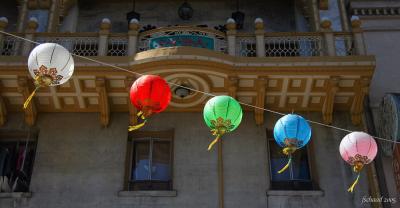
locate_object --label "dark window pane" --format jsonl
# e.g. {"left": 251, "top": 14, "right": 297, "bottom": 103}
{"left": 269, "top": 140, "right": 311, "bottom": 181}
{"left": 130, "top": 180, "right": 172, "bottom": 191}
{"left": 132, "top": 141, "right": 150, "bottom": 181}
{"left": 130, "top": 137, "right": 173, "bottom": 191}
{"left": 270, "top": 158, "right": 291, "bottom": 181}
{"left": 152, "top": 141, "right": 171, "bottom": 181}
{"left": 0, "top": 141, "right": 36, "bottom": 192}
{"left": 270, "top": 140, "right": 291, "bottom": 181}
{"left": 291, "top": 150, "right": 311, "bottom": 180}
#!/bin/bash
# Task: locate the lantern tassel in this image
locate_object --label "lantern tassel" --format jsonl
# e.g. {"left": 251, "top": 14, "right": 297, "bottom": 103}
{"left": 278, "top": 156, "right": 292, "bottom": 174}
{"left": 128, "top": 120, "right": 146, "bottom": 131}
{"left": 23, "top": 86, "right": 39, "bottom": 109}
{"left": 347, "top": 173, "right": 360, "bottom": 193}
{"left": 128, "top": 111, "right": 147, "bottom": 131}
{"left": 137, "top": 110, "right": 146, "bottom": 119}
{"left": 207, "top": 135, "right": 221, "bottom": 151}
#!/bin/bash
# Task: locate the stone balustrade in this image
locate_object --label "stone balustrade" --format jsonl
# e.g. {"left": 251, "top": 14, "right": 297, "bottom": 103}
{"left": 0, "top": 17, "right": 367, "bottom": 58}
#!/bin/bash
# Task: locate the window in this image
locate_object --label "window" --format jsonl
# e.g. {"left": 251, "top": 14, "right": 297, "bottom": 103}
{"left": 267, "top": 130, "right": 318, "bottom": 190}
{"left": 125, "top": 130, "right": 173, "bottom": 191}
{"left": 0, "top": 131, "right": 37, "bottom": 193}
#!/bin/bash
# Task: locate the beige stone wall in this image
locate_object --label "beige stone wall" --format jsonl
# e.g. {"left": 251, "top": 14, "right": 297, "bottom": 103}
{"left": 362, "top": 15, "right": 400, "bottom": 201}
{"left": 363, "top": 17, "right": 400, "bottom": 108}
{"left": 0, "top": 112, "right": 371, "bottom": 208}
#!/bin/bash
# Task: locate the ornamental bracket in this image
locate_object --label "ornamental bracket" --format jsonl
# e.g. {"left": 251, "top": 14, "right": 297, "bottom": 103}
{"left": 322, "top": 76, "right": 339, "bottom": 124}
{"left": 227, "top": 75, "right": 238, "bottom": 99}
{"left": 255, "top": 77, "right": 267, "bottom": 125}
{"left": 351, "top": 76, "right": 370, "bottom": 125}
{"left": 0, "top": 95, "right": 7, "bottom": 126}
{"left": 125, "top": 76, "right": 137, "bottom": 126}
{"left": 95, "top": 77, "right": 110, "bottom": 127}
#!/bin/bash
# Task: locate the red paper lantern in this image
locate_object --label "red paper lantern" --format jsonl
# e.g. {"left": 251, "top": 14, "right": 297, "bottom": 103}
{"left": 128, "top": 75, "right": 171, "bottom": 131}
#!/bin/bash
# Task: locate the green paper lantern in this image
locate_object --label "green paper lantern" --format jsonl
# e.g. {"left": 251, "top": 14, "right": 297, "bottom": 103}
{"left": 203, "top": 95, "right": 243, "bottom": 150}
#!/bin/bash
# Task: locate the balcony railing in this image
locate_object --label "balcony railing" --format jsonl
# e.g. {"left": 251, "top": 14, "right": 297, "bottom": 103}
{"left": 334, "top": 33, "right": 355, "bottom": 56}
{"left": 0, "top": 23, "right": 364, "bottom": 58}
{"left": 264, "top": 33, "right": 324, "bottom": 57}
{"left": 0, "top": 33, "right": 23, "bottom": 56}
{"left": 236, "top": 34, "right": 257, "bottom": 57}
{"left": 35, "top": 33, "right": 100, "bottom": 56}
{"left": 107, "top": 34, "right": 128, "bottom": 56}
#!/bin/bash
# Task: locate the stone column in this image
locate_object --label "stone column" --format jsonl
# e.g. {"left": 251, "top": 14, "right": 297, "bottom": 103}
{"left": 320, "top": 18, "right": 335, "bottom": 56}
{"left": 47, "top": 0, "right": 60, "bottom": 32}
{"left": 128, "top": 19, "right": 140, "bottom": 56}
{"left": 254, "top": 18, "right": 265, "bottom": 58}
{"left": 60, "top": 4, "right": 78, "bottom": 32}
{"left": 0, "top": 17, "right": 8, "bottom": 53}
{"left": 338, "top": 0, "right": 350, "bottom": 32}
{"left": 98, "top": 18, "right": 111, "bottom": 56}
{"left": 311, "top": 0, "right": 321, "bottom": 31}
{"left": 351, "top": 16, "right": 366, "bottom": 55}
{"left": 22, "top": 18, "right": 38, "bottom": 56}
{"left": 226, "top": 18, "right": 236, "bottom": 56}
{"left": 17, "top": 0, "right": 29, "bottom": 33}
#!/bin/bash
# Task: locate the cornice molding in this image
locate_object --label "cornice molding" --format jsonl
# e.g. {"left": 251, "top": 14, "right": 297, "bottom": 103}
{"left": 351, "top": 1, "right": 400, "bottom": 16}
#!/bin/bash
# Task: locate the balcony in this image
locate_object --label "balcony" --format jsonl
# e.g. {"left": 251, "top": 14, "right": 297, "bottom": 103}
{"left": 0, "top": 19, "right": 363, "bottom": 58}
{"left": 0, "top": 18, "right": 375, "bottom": 127}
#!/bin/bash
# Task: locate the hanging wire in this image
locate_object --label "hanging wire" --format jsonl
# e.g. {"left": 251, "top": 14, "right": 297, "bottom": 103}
{"left": 1, "top": 30, "right": 398, "bottom": 144}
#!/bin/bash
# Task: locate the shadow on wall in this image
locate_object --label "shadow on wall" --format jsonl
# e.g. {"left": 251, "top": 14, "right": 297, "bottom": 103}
{"left": 0, "top": 0, "right": 18, "bottom": 32}
{"left": 75, "top": 0, "right": 298, "bottom": 33}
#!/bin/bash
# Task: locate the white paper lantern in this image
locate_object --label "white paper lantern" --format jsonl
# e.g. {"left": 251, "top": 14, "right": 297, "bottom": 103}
{"left": 28, "top": 43, "right": 74, "bottom": 86}
{"left": 23, "top": 43, "right": 74, "bottom": 109}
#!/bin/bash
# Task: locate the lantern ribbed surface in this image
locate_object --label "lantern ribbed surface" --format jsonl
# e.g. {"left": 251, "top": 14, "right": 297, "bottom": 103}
{"left": 28, "top": 43, "right": 74, "bottom": 86}
{"left": 273, "top": 114, "right": 311, "bottom": 148}
{"left": 339, "top": 131, "right": 378, "bottom": 165}
{"left": 130, "top": 75, "right": 171, "bottom": 114}
{"left": 203, "top": 95, "right": 242, "bottom": 132}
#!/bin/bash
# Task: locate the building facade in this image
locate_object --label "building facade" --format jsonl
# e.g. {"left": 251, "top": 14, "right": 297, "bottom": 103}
{"left": 349, "top": 1, "right": 400, "bottom": 207}
{"left": 0, "top": 0, "right": 396, "bottom": 208}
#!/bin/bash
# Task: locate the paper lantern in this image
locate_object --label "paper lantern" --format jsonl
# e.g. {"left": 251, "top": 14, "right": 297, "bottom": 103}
{"left": 25, "top": 43, "right": 74, "bottom": 109}
{"left": 128, "top": 75, "right": 171, "bottom": 131}
{"left": 339, "top": 131, "right": 377, "bottom": 192}
{"left": 273, "top": 114, "right": 311, "bottom": 173}
{"left": 203, "top": 95, "right": 242, "bottom": 151}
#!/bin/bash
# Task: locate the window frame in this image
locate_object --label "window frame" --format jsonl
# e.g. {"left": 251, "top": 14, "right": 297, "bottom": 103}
{"left": 125, "top": 129, "right": 174, "bottom": 191}
{"left": 266, "top": 129, "right": 319, "bottom": 191}
{"left": 0, "top": 130, "right": 38, "bottom": 194}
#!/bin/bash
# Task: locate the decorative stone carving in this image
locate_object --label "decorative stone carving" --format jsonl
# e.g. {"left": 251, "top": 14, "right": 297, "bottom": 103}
{"left": 378, "top": 94, "right": 400, "bottom": 156}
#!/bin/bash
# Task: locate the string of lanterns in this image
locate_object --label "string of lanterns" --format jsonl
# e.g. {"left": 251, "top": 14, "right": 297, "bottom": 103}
{"left": 24, "top": 42, "right": 381, "bottom": 193}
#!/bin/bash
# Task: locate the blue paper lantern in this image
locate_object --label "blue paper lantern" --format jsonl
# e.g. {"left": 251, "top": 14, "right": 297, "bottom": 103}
{"left": 273, "top": 114, "right": 311, "bottom": 173}
{"left": 273, "top": 114, "right": 311, "bottom": 148}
